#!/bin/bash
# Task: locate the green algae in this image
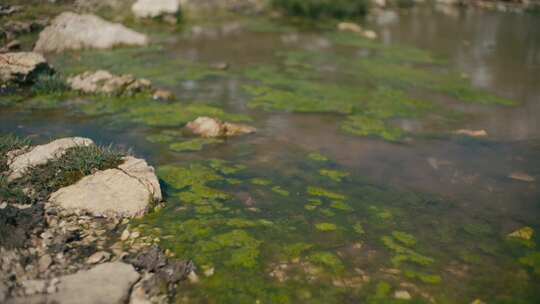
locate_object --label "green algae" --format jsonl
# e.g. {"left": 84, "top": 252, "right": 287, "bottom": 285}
{"left": 381, "top": 235, "right": 434, "bottom": 267}
{"left": 146, "top": 133, "right": 174, "bottom": 143}
{"left": 519, "top": 252, "right": 540, "bottom": 275}
{"left": 282, "top": 242, "right": 314, "bottom": 260}
{"left": 272, "top": 186, "right": 290, "bottom": 196}
{"left": 307, "top": 186, "right": 346, "bottom": 201}
{"left": 392, "top": 231, "right": 417, "bottom": 247}
{"left": 209, "top": 159, "right": 246, "bottom": 175}
{"left": 170, "top": 138, "right": 224, "bottom": 152}
{"left": 157, "top": 164, "right": 222, "bottom": 189}
{"left": 403, "top": 270, "right": 442, "bottom": 284}
{"left": 353, "top": 223, "right": 365, "bottom": 235}
{"left": 329, "top": 201, "right": 353, "bottom": 211}
{"left": 308, "top": 252, "right": 344, "bottom": 273}
{"left": 251, "top": 178, "right": 272, "bottom": 186}
{"left": 315, "top": 222, "right": 338, "bottom": 232}
{"left": 341, "top": 115, "right": 405, "bottom": 142}
{"left": 307, "top": 152, "right": 329, "bottom": 162}
{"left": 319, "top": 169, "right": 349, "bottom": 182}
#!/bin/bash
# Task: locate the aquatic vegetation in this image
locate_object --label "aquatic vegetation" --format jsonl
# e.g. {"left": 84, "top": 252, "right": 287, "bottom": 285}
{"left": 126, "top": 103, "right": 251, "bottom": 127}
{"left": 463, "top": 222, "right": 493, "bottom": 236}
{"left": 329, "top": 201, "right": 353, "bottom": 211}
{"left": 381, "top": 235, "right": 434, "bottom": 267}
{"left": 208, "top": 159, "right": 246, "bottom": 175}
{"left": 308, "top": 252, "right": 344, "bottom": 273}
{"left": 272, "top": 186, "right": 290, "bottom": 196}
{"left": 157, "top": 164, "right": 222, "bottom": 190}
{"left": 307, "top": 152, "right": 329, "bottom": 162}
{"left": 519, "top": 252, "right": 540, "bottom": 275}
{"left": 146, "top": 133, "right": 174, "bottom": 143}
{"left": 169, "top": 138, "right": 223, "bottom": 152}
{"left": 251, "top": 178, "right": 272, "bottom": 186}
{"left": 403, "top": 270, "right": 442, "bottom": 284}
{"left": 282, "top": 242, "right": 314, "bottom": 260}
{"left": 392, "top": 231, "right": 417, "bottom": 247}
{"left": 307, "top": 186, "right": 346, "bottom": 201}
{"left": 315, "top": 222, "right": 338, "bottom": 232}
{"left": 319, "top": 169, "right": 349, "bottom": 182}
{"left": 353, "top": 223, "right": 365, "bottom": 235}
{"left": 341, "top": 114, "right": 402, "bottom": 141}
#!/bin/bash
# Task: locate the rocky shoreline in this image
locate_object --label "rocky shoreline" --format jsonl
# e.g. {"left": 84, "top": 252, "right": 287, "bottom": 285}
{"left": 0, "top": 136, "right": 195, "bottom": 303}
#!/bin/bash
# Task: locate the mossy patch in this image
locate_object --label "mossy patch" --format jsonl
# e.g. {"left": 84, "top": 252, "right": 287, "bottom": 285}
{"left": 272, "top": 186, "right": 290, "bottom": 196}
{"left": 170, "top": 138, "right": 223, "bottom": 152}
{"left": 519, "top": 252, "right": 540, "bottom": 275}
{"left": 307, "top": 152, "right": 329, "bottom": 162}
{"left": 308, "top": 252, "right": 344, "bottom": 273}
{"left": 315, "top": 222, "right": 338, "bottom": 232}
{"left": 319, "top": 169, "right": 349, "bottom": 182}
{"left": 251, "top": 178, "right": 272, "bottom": 186}
{"left": 307, "top": 186, "right": 346, "bottom": 201}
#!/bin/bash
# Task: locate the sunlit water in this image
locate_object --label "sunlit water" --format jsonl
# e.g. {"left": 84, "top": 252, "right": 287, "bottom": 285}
{"left": 1, "top": 6, "right": 539, "bottom": 304}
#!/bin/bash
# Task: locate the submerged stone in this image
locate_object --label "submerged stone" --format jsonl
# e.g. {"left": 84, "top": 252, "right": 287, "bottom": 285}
{"left": 508, "top": 226, "right": 534, "bottom": 241}
{"left": 186, "top": 116, "right": 256, "bottom": 138}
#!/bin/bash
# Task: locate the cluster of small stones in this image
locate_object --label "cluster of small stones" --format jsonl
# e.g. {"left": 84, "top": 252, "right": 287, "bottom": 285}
{"left": 0, "top": 139, "right": 193, "bottom": 303}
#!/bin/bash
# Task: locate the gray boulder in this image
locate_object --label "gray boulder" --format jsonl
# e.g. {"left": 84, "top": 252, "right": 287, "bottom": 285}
{"left": 34, "top": 12, "right": 148, "bottom": 53}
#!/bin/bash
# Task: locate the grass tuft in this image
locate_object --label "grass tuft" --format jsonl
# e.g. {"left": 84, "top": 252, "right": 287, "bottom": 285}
{"left": 0, "top": 134, "right": 31, "bottom": 173}
{"left": 15, "top": 145, "right": 124, "bottom": 198}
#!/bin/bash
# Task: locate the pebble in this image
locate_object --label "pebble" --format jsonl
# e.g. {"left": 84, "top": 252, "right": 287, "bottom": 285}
{"left": 120, "top": 229, "right": 130, "bottom": 241}
{"left": 187, "top": 270, "right": 199, "bottom": 283}
{"left": 86, "top": 251, "right": 111, "bottom": 264}
{"left": 38, "top": 254, "right": 53, "bottom": 272}
{"left": 394, "top": 290, "right": 412, "bottom": 300}
{"left": 509, "top": 172, "right": 535, "bottom": 183}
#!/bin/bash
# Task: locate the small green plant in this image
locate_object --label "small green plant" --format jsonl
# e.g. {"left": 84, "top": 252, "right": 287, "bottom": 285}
{"left": 0, "top": 134, "right": 30, "bottom": 173}
{"left": 271, "top": 0, "right": 369, "bottom": 20}
{"left": 30, "top": 74, "right": 69, "bottom": 95}
{"left": 17, "top": 145, "right": 124, "bottom": 196}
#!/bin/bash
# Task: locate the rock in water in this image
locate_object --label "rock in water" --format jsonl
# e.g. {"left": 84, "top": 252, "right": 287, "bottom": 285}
{"left": 49, "top": 156, "right": 161, "bottom": 218}
{"left": 508, "top": 226, "right": 534, "bottom": 241}
{"left": 337, "top": 22, "right": 363, "bottom": 34}
{"left": 34, "top": 12, "right": 148, "bottom": 53}
{"left": 7, "top": 137, "right": 94, "bottom": 181}
{"left": 186, "top": 116, "right": 256, "bottom": 138}
{"left": 0, "top": 52, "right": 53, "bottom": 85}
{"left": 19, "top": 262, "right": 140, "bottom": 304}
{"left": 132, "top": 0, "right": 181, "bottom": 18}
{"left": 67, "top": 70, "right": 152, "bottom": 95}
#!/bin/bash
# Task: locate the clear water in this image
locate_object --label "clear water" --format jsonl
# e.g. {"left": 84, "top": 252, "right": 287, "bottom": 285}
{"left": 1, "top": 6, "right": 539, "bottom": 304}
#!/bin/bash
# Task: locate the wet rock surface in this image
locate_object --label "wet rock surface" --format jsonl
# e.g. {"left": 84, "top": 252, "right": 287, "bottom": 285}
{"left": 186, "top": 116, "right": 256, "bottom": 138}
{"left": 34, "top": 12, "right": 148, "bottom": 53}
